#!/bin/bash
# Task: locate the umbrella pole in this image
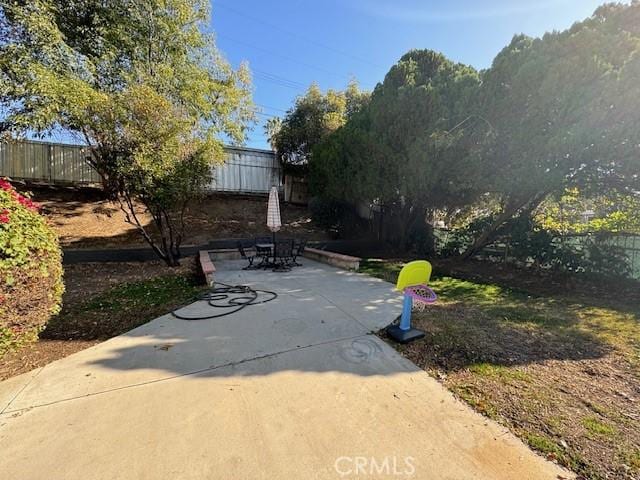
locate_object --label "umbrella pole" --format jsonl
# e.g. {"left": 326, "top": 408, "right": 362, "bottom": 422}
{"left": 272, "top": 231, "right": 276, "bottom": 266}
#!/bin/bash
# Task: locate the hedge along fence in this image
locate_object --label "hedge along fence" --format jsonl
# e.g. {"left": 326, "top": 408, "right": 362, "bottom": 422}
{"left": 0, "top": 178, "right": 64, "bottom": 353}
{"left": 436, "top": 228, "right": 640, "bottom": 280}
{"left": 562, "top": 233, "right": 640, "bottom": 279}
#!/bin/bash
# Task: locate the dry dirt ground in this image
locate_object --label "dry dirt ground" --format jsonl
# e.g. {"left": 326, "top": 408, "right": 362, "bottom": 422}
{"left": 0, "top": 261, "right": 201, "bottom": 381}
{"left": 25, "top": 186, "right": 328, "bottom": 248}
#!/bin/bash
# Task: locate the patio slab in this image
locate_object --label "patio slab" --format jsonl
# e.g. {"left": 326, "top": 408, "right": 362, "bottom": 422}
{"left": 0, "top": 259, "right": 571, "bottom": 479}
{"left": 1, "top": 261, "right": 402, "bottom": 411}
{"left": 0, "top": 368, "right": 43, "bottom": 413}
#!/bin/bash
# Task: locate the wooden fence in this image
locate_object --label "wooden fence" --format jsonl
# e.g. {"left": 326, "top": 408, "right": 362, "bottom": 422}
{"left": 0, "top": 140, "right": 281, "bottom": 194}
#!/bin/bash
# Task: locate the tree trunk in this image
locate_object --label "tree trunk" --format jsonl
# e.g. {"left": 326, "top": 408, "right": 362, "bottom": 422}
{"left": 397, "top": 205, "right": 413, "bottom": 252}
{"left": 423, "top": 221, "right": 436, "bottom": 256}
{"left": 118, "top": 195, "right": 182, "bottom": 267}
{"left": 154, "top": 208, "right": 181, "bottom": 267}
{"left": 381, "top": 201, "right": 432, "bottom": 254}
{"left": 460, "top": 192, "right": 548, "bottom": 260}
{"left": 460, "top": 206, "right": 515, "bottom": 260}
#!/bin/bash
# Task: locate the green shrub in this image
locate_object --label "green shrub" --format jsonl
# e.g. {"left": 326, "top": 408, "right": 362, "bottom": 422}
{"left": 0, "top": 178, "right": 63, "bottom": 354}
{"left": 441, "top": 214, "right": 631, "bottom": 279}
{"left": 308, "top": 197, "right": 347, "bottom": 231}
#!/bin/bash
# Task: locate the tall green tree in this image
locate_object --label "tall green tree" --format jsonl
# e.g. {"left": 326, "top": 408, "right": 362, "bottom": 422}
{"left": 313, "top": 50, "right": 482, "bottom": 252}
{"left": 264, "top": 117, "right": 282, "bottom": 151}
{"left": 461, "top": 2, "right": 640, "bottom": 258}
{"left": 271, "top": 81, "right": 369, "bottom": 171}
{"left": 0, "top": 0, "right": 254, "bottom": 266}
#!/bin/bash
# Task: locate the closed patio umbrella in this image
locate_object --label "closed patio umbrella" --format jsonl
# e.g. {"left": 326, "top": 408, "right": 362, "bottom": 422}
{"left": 266, "top": 186, "right": 281, "bottom": 243}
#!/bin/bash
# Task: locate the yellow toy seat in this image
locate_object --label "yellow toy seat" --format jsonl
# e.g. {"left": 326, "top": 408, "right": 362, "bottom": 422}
{"left": 396, "top": 260, "right": 432, "bottom": 291}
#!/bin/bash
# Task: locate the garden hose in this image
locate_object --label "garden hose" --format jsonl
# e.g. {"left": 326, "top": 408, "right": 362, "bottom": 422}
{"left": 171, "top": 281, "right": 278, "bottom": 320}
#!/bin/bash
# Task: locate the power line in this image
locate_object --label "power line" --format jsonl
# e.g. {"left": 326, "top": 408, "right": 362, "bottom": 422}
{"left": 214, "top": 2, "right": 386, "bottom": 69}
{"left": 218, "top": 33, "right": 353, "bottom": 82}
{"left": 253, "top": 111, "right": 280, "bottom": 119}
{"left": 252, "top": 77, "right": 300, "bottom": 91}
{"left": 256, "top": 103, "right": 288, "bottom": 114}
{"left": 257, "top": 69, "right": 307, "bottom": 88}
{"left": 252, "top": 69, "right": 308, "bottom": 90}
{"left": 217, "top": 34, "right": 375, "bottom": 92}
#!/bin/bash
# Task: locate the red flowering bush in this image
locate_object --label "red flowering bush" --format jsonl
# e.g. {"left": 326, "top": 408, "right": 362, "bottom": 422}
{"left": 0, "top": 178, "right": 63, "bottom": 354}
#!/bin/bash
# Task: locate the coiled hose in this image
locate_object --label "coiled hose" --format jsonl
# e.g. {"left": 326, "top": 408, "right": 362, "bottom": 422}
{"left": 171, "top": 282, "right": 278, "bottom": 320}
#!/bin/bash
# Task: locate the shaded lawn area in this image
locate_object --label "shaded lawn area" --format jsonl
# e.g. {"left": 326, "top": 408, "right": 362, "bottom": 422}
{"left": 0, "top": 262, "right": 206, "bottom": 381}
{"left": 361, "top": 259, "right": 640, "bottom": 480}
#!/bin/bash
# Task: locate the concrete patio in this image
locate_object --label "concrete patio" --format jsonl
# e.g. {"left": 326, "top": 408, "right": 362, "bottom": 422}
{"left": 0, "top": 259, "right": 571, "bottom": 479}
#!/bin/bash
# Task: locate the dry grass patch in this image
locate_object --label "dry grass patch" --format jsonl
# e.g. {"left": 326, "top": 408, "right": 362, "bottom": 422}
{"left": 362, "top": 260, "right": 640, "bottom": 480}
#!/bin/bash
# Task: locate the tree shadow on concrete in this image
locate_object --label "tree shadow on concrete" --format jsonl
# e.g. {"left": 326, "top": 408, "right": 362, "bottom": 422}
{"left": 80, "top": 264, "right": 613, "bottom": 380}
{"left": 2, "top": 263, "right": 623, "bottom": 417}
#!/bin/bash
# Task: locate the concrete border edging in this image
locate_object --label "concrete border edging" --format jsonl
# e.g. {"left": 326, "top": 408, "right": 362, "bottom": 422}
{"left": 199, "top": 247, "right": 361, "bottom": 282}
{"left": 199, "top": 251, "right": 216, "bottom": 286}
{"left": 303, "top": 247, "right": 360, "bottom": 270}
{"left": 62, "top": 239, "right": 383, "bottom": 264}
{"left": 207, "top": 249, "right": 242, "bottom": 261}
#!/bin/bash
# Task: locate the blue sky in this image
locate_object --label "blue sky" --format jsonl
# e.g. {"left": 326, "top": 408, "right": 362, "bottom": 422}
{"left": 38, "top": 0, "right": 613, "bottom": 148}
{"left": 212, "top": 0, "right": 610, "bottom": 149}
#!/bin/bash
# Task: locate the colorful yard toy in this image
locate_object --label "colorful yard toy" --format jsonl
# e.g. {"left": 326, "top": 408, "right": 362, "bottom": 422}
{"left": 387, "top": 260, "right": 437, "bottom": 344}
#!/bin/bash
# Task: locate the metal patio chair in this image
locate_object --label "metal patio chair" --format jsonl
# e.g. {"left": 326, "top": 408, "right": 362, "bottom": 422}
{"left": 237, "top": 240, "right": 257, "bottom": 270}
{"left": 292, "top": 238, "right": 307, "bottom": 266}
{"left": 273, "top": 239, "right": 294, "bottom": 271}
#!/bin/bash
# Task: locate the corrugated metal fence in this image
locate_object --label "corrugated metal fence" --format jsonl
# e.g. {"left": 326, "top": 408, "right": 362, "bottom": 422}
{"left": 211, "top": 146, "right": 281, "bottom": 194}
{"left": 0, "top": 140, "right": 280, "bottom": 194}
{"left": 0, "top": 140, "right": 101, "bottom": 184}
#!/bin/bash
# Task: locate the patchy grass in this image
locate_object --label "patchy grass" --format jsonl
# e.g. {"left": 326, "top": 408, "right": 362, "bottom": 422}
{"left": 524, "top": 433, "right": 563, "bottom": 457}
{"left": 1, "top": 262, "right": 205, "bottom": 380}
{"left": 43, "top": 275, "right": 204, "bottom": 341}
{"left": 363, "top": 259, "right": 640, "bottom": 480}
{"left": 468, "top": 362, "right": 532, "bottom": 382}
{"left": 81, "top": 276, "right": 200, "bottom": 316}
{"left": 582, "top": 416, "right": 617, "bottom": 438}
{"left": 449, "top": 383, "right": 499, "bottom": 420}
{"left": 620, "top": 448, "right": 640, "bottom": 471}
{"left": 522, "top": 433, "right": 590, "bottom": 475}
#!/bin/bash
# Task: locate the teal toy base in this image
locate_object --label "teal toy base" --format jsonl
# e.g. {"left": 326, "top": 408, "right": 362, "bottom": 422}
{"left": 386, "top": 325, "right": 425, "bottom": 344}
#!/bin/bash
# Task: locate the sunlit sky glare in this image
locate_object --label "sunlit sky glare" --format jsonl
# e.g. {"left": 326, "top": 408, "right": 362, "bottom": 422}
{"left": 40, "top": 0, "right": 620, "bottom": 148}
{"left": 211, "top": 0, "right": 613, "bottom": 149}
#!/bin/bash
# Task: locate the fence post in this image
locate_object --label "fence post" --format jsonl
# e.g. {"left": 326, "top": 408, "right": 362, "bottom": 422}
{"left": 47, "top": 143, "right": 53, "bottom": 183}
